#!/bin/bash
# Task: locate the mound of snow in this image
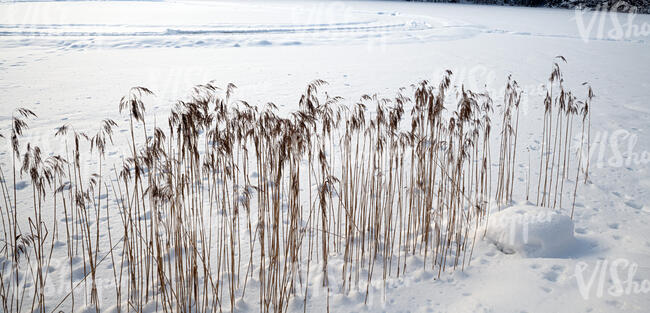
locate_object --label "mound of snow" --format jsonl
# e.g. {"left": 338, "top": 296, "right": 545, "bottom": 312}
{"left": 486, "top": 204, "right": 576, "bottom": 258}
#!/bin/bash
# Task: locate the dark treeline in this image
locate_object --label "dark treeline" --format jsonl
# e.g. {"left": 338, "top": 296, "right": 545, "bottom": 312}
{"left": 407, "top": 0, "right": 650, "bottom": 13}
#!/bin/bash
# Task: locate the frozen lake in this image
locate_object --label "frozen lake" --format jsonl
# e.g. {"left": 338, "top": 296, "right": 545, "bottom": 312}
{"left": 2, "top": 1, "right": 648, "bottom": 118}
{"left": 1, "top": 1, "right": 650, "bottom": 312}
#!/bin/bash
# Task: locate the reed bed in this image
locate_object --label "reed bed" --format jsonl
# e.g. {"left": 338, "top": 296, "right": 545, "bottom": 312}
{"left": 0, "top": 60, "right": 592, "bottom": 312}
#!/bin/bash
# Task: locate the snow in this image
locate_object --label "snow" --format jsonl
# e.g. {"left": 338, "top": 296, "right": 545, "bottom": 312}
{"left": 486, "top": 204, "right": 577, "bottom": 258}
{"left": 1, "top": 0, "right": 650, "bottom": 312}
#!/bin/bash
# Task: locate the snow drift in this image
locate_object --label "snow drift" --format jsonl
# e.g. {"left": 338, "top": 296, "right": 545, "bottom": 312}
{"left": 486, "top": 204, "right": 577, "bottom": 258}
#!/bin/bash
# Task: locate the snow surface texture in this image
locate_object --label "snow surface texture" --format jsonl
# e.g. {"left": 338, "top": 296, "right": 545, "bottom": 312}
{"left": 1, "top": 1, "right": 650, "bottom": 313}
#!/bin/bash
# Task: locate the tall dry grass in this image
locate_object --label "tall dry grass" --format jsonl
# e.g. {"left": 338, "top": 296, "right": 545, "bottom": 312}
{"left": 0, "top": 60, "right": 592, "bottom": 312}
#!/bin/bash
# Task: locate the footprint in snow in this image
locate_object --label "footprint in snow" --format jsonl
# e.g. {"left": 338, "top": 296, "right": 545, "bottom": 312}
{"left": 14, "top": 181, "right": 28, "bottom": 190}
{"left": 606, "top": 299, "right": 623, "bottom": 308}
{"left": 542, "top": 270, "right": 559, "bottom": 282}
{"left": 542, "top": 265, "right": 564, "bottom": 282}
{"left": 625, "top": 200, "right": 642, "bottom": 210}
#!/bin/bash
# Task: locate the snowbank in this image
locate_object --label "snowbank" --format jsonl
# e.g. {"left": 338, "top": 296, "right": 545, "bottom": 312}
{"left": 486, "top": 204, "right": 577, "bottom": 258}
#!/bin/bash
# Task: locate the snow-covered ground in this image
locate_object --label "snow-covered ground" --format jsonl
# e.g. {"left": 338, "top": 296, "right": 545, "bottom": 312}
{"left": 1, "top": 1, "right": 650, "bottom": 312}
